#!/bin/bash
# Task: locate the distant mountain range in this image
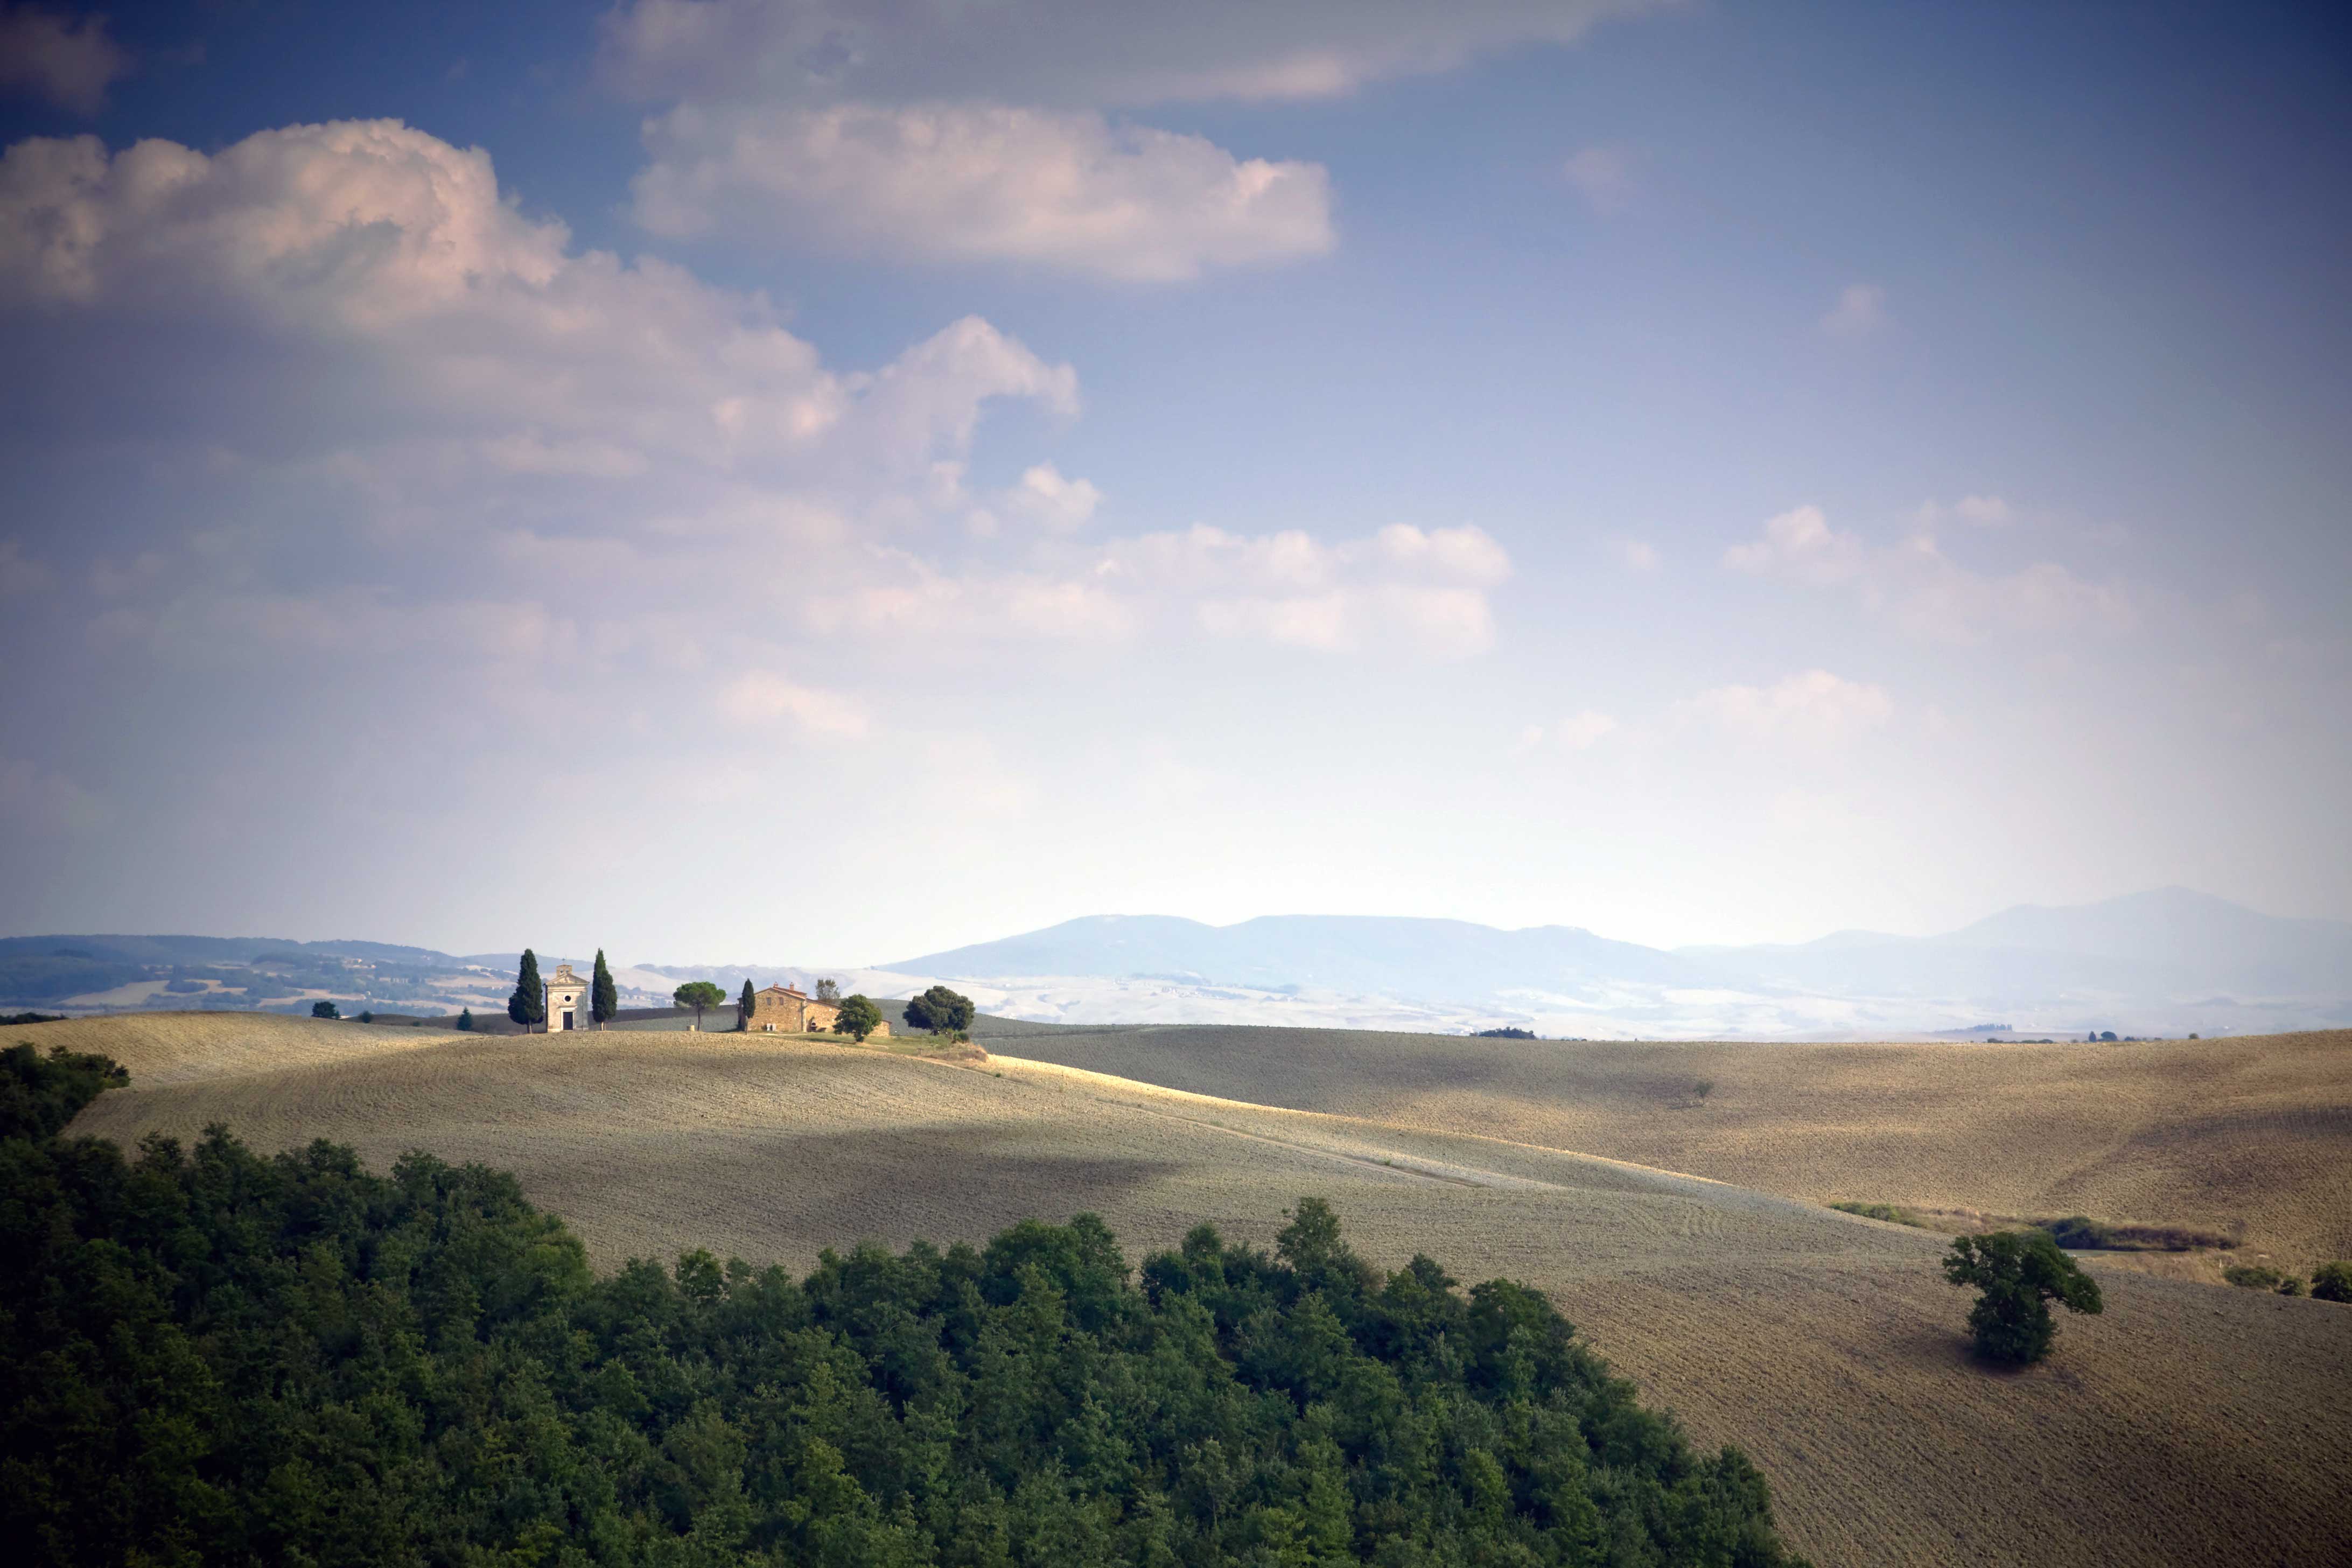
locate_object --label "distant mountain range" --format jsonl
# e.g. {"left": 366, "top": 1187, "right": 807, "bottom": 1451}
{"left": 883, "top": 888, "right": 2352, "bottom": 1038}
{"left": 5, "top": 888, "right": 2345, "bottom": 1038}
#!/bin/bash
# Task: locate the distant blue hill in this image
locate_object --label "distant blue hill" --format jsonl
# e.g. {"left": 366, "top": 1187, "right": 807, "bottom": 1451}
{"left": 894, "top": 889, "right": 2352, "bottom": 1006}
{"left": 890, "top": 913, "right": 1699, "bottom": 1004}
{"left": 1678, "top": 887, "right": 2352, "bottom": 1001}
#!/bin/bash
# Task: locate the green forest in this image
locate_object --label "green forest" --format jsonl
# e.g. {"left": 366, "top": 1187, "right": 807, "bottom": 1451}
{"left": 1, "top": 1041, "right": 1803, "bottom": 1566}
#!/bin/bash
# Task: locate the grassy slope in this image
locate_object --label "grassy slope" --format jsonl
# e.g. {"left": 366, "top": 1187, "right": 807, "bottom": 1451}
{"left": 23, "top": 1012, "right": 2352, "bottom": 1568}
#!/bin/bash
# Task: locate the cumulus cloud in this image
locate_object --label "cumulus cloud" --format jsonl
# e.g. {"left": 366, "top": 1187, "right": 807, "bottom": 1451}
{"left": 1610, "top": 537, "right": 1661, "bottom": 571}
{"left": 607, "top": 3, "right": 1651, "bottom": 282}
{"left": 715, "top": 670, "right": 869, "bottom": 736}
{"left": 0, "top": 6, "right": 128, "bottom": 115}
{"left": 1723, "top": 503, "right": 2135, "bottom": 640}
{"left": 1562, "top": 145, "right": 1632, "bottom": 213}
{"left": 1820, "top": 282, "right": 1887, "bottom": 338}
{"left": 600, "top": 0, "right": 1649, "bottom": 110}
{"left": 1681, "top": 670, "right": 1893, "bottom": 738}
{"left": 1168, "top": 522, "right": 1507, "bottom": 657}
{"left": 0, "top": 121, "right": 1075, "bottom": 500}
{"left": 1004, "top": 463, "right": 1103, "bottom": 532}
{"left": 632, "top": 102, "right": 1333, "bottom": 281}
{"left": 817, "top": 521, "right": 1511, "bottom": 657}
{"left": 1514, "top": 710, "right": 1618, "bottom": 753}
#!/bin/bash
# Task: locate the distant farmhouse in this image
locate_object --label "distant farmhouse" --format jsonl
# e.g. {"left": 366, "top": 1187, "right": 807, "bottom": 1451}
{"left": 746, "top": 983, "right": 889, "bottom": 1037}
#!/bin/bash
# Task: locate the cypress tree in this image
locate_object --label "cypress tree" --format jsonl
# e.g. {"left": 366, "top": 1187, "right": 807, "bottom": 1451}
{"left": 457, "top": 1008, "right": 474, "bottom": 1032}
{"left": 591, "top": 950, "right": 618, "bottom": 1029}
{"left": 737, "top": 978, "right": 756, "bottom": 1032}
{"left": 508, "top": 949, "right": 545, "bottom": 1033}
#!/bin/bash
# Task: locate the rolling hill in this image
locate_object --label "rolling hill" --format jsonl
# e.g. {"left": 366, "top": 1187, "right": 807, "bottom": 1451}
{"left": 27, "top": 1009, "right": 2352, "bottom": 1567}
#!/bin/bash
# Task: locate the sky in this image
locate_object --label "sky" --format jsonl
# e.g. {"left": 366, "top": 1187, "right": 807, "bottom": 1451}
{"left": 1, "top": 0, "right": 2347, "bottom": 966}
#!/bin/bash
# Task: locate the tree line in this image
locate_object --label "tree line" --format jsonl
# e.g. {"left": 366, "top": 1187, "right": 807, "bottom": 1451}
{"left": 1, "top": 1040, "right": 1807, "bottom": 1566}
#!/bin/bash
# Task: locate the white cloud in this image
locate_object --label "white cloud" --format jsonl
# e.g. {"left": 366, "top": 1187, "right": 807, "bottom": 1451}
{"left": 1953, "top": 494, "right": 2012, "bottom": 526}
{"left": 1723, "top": 504, "right": 1863, "bottom": 585}
{"left": 1722, "top": 503, "right": 2136, "bottom": 640}
{"left": 1681, "top": 670, "right": 1893, "bottom": 738}
{"left": 1005, "top": 463, "right": 1103, "bottom": 532}
{"left": 0, "top": 6, "right": 128, "bottom": 115}
{"left": 632, "top": 102, "right": 1334, "bottom": 282}
{"left": 1820, "top": 282, "right": 1887, "bottom": 338}
{"left": 1557, "top": 709, "right": 1620, "bottom": 748}
{"left": 1610, "top": 537, "right": 1661, "bottom": 571}
{"left": 600, "top": 0, "right": 1650, "bottom": 110}
{"left": 0, "top": 121, "right": 1077, "bottom": 502}
{"left": 818, "top": 520, "right": 1510, "bottom": 657}
{"left": 715, "top": 670, "right": 870, "bottom": 736}
{"left": 1562, "top": 145, "right": 1632, "bottom": 213}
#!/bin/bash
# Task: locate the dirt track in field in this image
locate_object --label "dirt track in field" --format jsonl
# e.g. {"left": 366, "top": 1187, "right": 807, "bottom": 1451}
{"left": 33, "top": 1012, "right": 2352, "bottom": 1568}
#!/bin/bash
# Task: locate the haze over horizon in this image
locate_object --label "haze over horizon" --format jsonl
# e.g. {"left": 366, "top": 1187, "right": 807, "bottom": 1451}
{"left": 4, "top": 2, "right": 2348, "bottom": 960}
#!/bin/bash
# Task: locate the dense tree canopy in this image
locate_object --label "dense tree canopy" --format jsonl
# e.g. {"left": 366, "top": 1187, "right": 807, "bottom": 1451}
{"left": 2, "top": 1045, "right": 1807, "bottom": 1566}
{"left": 906, "top": 985, "right": 978, "bottom": 1035}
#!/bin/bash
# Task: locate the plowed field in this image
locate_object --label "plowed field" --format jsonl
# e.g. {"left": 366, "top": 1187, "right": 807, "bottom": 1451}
{"left": 26, "top": 1012, "right": 2352, "bottom": 1567}
{"left": 990, "top": 1024, "right": 2352, "bottom": 1276}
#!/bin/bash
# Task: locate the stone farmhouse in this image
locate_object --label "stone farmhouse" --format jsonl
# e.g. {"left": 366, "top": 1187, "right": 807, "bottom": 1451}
{"left": 746, "top": 983, "right": 890, "bottom": 1037}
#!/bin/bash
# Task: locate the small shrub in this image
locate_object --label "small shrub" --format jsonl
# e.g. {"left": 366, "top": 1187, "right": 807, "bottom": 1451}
{"left": 2310, "top": 1261, "right": 2352, "bottom": 1303}
{"left": 1944, "top": 1230, "right": 2104, "bottom": 1364}
{"left": 1832, "top": 1201, "right": 1927, "bottom": 1228}
{"left": 357, "top": 1010, "right": 374, "bottom": 1024}
{"left": 2038, "top": 1215, "right": 2118, "bottom": 1250}
{"left": 2222, "top": 1264, "right": 2305, "bottom": 1295}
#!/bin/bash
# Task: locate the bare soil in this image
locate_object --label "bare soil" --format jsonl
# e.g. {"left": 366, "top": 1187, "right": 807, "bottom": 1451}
{"left": 986, "top": 1024, "right": 2352, "bottom": 1277}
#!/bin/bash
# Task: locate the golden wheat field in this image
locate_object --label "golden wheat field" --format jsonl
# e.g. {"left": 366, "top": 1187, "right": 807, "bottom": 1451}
{"left": 29, "top": 1012, "right": 2352, "bottom": 1567}
{"left": 993, "top": 1024, "right": 2352, "bottom": 1277}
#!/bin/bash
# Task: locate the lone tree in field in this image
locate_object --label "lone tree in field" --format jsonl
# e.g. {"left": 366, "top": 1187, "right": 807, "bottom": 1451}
{"left": 905, "top": 984, "right": 976, "bottom": 1035}
{"left": 672, "top": 981, "right": 726, "bottom": 1030}
{"left": 832, "top": 993, "right": 883, "bottom": 1042}
{"left": 311, "top": 1000, "right": 339, "bottom": 1019}
{"left": 737, "top": 978, "right": 756, "bottom": 1031}
{"left": 1943, "top": 1229, "right": 2104, "bottom": 1364}
{"left": 456, "top": 1007, "right": 474, "bottom": 1032}
{"left": 508, "top": 950, "right": 545, "bottom": 1034}
{"left": 814, "top": 977, "right": 840, "bottom": 1003}
{"left": 591, "top": 950, "right": 618, "bottom": 1029}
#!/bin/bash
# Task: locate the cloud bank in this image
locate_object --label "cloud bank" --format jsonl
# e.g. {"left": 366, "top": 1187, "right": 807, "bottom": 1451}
{"left": 632, "top": 102, "right": 1334, "bottom": 280}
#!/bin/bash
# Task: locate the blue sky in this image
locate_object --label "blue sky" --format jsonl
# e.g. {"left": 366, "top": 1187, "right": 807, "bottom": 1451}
{"left": 1, "top": 1, "right": 2346, "bottom": 963}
